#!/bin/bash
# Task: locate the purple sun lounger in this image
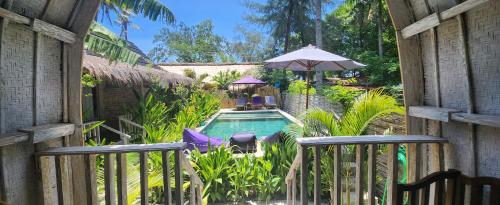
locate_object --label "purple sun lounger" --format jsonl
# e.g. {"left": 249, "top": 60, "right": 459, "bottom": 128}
{"left": 236, "top": 97, "right": 246, "bottom": 110}
{"left": 183, "top": 129, "right": 225, "bottom": 153}
{"left": 264, "top": 96, "right": 277, "bottom": 108}
{"left": 251, "top": 96, "right": 264, "bottom": 109}
{"left": 230, "top": 132, "right": 257, "bottom": 153}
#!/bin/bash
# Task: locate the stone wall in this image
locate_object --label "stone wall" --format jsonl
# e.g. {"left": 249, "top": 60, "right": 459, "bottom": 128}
{"left": 282, "top": 93, "right": 344, "bottom": 118}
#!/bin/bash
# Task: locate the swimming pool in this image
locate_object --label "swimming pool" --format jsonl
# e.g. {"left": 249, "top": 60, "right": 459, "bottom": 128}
{"left": 200, "top": 111, "right": 297, "bottom": 141}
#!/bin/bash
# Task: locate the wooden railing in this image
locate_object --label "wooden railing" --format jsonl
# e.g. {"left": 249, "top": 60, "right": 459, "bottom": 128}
{"left": 37, "top": 142, "right": 203, "bottom": 205}
{"left": 286, "top": 135, "right": 448, "bottom": 205}
{"left": 83, "top": 121, "right": 132, "bottom": 144}
{"left": 118, "top": 115, "right": 146, "bottom": 142}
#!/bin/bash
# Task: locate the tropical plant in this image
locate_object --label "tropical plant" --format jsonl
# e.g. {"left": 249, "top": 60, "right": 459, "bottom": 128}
{"left": 190, "top": 145, "right": 234, "bottom": 202}
{"left": 99, "top": 0, "right": 175, "bottom": 24}
{"left": 288, "top": 80, "right": 316, "bottom": 95}
{"left": 322, "top": 85, "right": 364, "bottom": 109}
{"left": 212, "top": 70, "right": 241, "bottom": 90}
{"left": 286, "top": 89, "right": 404, "bottom": 203}
{"left": 85, "top": 22, "right": 144, "bottom": 65}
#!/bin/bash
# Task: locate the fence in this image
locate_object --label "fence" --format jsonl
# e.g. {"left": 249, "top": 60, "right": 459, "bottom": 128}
{"left": 282, "top": 93, "right": 344, "bottom": 118}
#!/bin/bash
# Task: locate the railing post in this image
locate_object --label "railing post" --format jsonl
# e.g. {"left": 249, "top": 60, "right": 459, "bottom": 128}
{"left": 313, "top": 145, "right": 321, "bottom": 205}
{"left": 140, "top": 152, "right": 149, "bottom": 205}
{"left": 387, "top": 144, "right": 399, "bottom": 205}
{"left": 355, "top": 144, "right": 365, "bottom": 205}
{"left": 367, "top": 144, "right": 376, "bottom": 205}
{"left": 333, "top": 145, "right": 341, "bottom": 205}
{"left": 174, "top": 150, "right": 184, "bottom": 205}
{"left": 84, "top": 154, "right": 97, "bottom": 205}
{"left": 104, "top": 154, "right": 116, "bottom": 205}
{"left": 162, "top": 151, "right": 172, "bottom": 205}
{"left": 300, "top": 145, "right": 308, "bottom": 205}
{"left": 116, "top": 153, "right": 128, "bottom": 205}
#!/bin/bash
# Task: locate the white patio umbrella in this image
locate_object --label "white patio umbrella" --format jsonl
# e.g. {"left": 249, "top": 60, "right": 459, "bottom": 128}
{"left": 264, "top": 44, "right": 365, "bottom": 109}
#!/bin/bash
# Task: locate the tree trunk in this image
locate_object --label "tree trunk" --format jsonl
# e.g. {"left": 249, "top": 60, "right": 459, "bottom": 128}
{"left": 377, "top": 0, "right": 384, "bottom": 57}
{"left": 284, "top": 0, "right": 294, "bottom": 53}
{"left": 314, "top": 0, "right": 323, "bottom": 90}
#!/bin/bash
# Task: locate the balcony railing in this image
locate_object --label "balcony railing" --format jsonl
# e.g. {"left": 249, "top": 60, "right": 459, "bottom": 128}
{"left": 36, "top": 142, "right": 203, "bottom": 205}
{"left": 83, "top": 121, "right": 131, "bottom": 144}
{"left": 286, "top": 135, "right": 448, "bottom": 205}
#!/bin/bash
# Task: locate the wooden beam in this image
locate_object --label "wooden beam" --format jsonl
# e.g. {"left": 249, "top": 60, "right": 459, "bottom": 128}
{"left": 0, "top": 7, "right": 30, "bottom": 24}
{"left": 19, "top": 123, "right": 75, "bottom": 143}
{"left": 402, "top": 13, "right": 441, "bottom": 39}
{"left": 37, "top": 142, "right": 186, "bottom": 156}
{"left": 296, "top": 135, "right": 448, "bottom": 146}
{"left": 401, "top": 0, "right": 489, "bottom": 39}
{"left": 451, "top": 113, "right": 500, "bottom": 128}
{"left": 408, "top": 106, "right": 460, "bottom": 122}
{"left": 387, "top": 144, "right": 399, "bottom": 205}
{"left": 440, "top": 0, "right": 488, "bottom": 19}
{"left": 0, "top": 132, "right": 29, "bottom": 147}
{"left": 32, "top": 19, "right": 76, "bottom": 44}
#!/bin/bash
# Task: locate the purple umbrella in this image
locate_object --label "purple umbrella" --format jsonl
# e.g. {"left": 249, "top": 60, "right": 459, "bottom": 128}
{"left": 232, "top": 76, "right": 267, "bottom": 85}
{"left": 265, "top": 44, "right": 365, "bottom": 109}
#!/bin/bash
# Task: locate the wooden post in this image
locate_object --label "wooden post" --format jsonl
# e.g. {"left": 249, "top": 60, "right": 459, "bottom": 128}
{"left": 162, "top": 151, "right": 172, "bottom": 205}
{"left": 300, "top": 146, "right": 308, "bottom": 205}
{"left": 333, "top": 145, "right": 342, "bottom": 205}
{"left": 313, "top": 146, "right": 321, "bottom": 205}
{"left": 84, "top": 155, "right": 97, "bottom": 205}
{"left": 355, "top": 144, "right": 365, "bottom": 205}
{"left": 387, "top": 144, "right": 399, "bottom": 205}
{"left": 305, "top": 68, "right": 311, "bottom": 110}
{"left": 140, "top": 152, "right": 148, "bottom": 205}
{"left": 116, "top": 153, "right": 127, "bottom": 205}
{"left": 104, "top": 154, "right": 116, "bottom": 205}
{"left": 65, "top": 1, "right": 101, "bottom": 204}
{"left": 367, "top": 144, "right": 376, "bottom": 205}
{"left": 174, "top": 150, "right": 183, "bottom": 205}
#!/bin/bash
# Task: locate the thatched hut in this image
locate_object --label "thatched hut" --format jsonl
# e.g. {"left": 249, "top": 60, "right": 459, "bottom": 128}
{"left": 158, "top": 62, "right": 262, "bottom": 82}
{"left": 0, "top": 0, "right": 499, "bottom": 204}
{"left": 82, "top": 51, "right": 192, "bottom": 124}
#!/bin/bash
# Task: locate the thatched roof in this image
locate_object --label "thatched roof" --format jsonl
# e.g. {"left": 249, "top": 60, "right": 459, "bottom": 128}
{"left": 83, "top": 52, "right": 193, "bottom": 87}
{"left": 158, "top": 63, "right": 262, "bottom": 82}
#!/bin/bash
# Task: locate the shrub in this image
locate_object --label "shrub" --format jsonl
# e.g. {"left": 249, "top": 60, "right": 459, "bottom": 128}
{"left": 322, "top": 85, "right": 363, "bottom": 109}
{"left": 288, "top": 80, "right": 316, "bottom": 95}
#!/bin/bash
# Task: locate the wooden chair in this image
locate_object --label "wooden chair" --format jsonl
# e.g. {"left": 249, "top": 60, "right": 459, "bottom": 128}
{"left": 397, "top": 169, "right": 500, "bottom": 205}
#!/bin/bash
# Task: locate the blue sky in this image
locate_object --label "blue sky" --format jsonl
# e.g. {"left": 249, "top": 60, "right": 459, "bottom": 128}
{"left": 100, "top": 0, "right": 339, "bottom": 56}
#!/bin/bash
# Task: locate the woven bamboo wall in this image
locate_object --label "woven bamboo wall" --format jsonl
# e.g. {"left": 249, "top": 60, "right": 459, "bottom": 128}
{"left": 388, "top": 0, "right": 500, "bottom": 178}
{"left": 0, "top": 0, "right": 100, "bottom": 204}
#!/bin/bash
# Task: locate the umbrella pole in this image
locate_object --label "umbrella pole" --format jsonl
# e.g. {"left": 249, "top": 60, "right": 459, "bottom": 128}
{"left": 306, "top": 68, "right": 311, "bottom": 110}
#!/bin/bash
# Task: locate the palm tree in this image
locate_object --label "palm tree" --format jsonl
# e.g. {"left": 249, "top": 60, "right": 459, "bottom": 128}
{"left": 87, "top": 0, "right": 176, "bottom": 65}
{"left": 100, "top": 0, "right": 175, "bottom": 23}
{"left": 114, "top": 9, "right": 140, "bottom": 40}
{"left": 286, "top": 89, "right": 403, "bottom": 204}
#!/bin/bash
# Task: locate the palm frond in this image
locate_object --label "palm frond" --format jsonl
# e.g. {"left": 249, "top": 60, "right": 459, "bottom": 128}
{"left": 339, "top": 88, "right": 404, "bottom": 136}
{"left": 303, "top": 108, "right": 341, "bottom": 136}
{"left": 85, "top": 22, "right": 142, "bottom": 65}
{"left": 109, "top": 0, "right": 175, "bottom": 23}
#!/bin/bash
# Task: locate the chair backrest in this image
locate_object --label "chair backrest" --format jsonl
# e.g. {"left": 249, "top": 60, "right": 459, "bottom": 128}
{"left": 252, "top": 96, "right": 263, "bottom": 104}
{"left": 397, "top": 169, "right": 500, "bottom": 205}
{"left": 236, "top": 97, "right": 246, "bottom": 105}
{"left": 265, "top": 96, "right": 276, "bottom": 104}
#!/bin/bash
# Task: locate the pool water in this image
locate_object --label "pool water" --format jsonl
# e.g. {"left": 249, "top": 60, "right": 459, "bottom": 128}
{"left": 201, "top": 112, "right": 293, "bottom": 140}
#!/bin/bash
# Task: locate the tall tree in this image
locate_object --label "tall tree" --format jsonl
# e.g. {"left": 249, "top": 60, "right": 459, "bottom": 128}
{"left": 314, "top": 0, "right": 323, "bottom": 89}
{"left": 245, "top": 0, "right": 315, "bottom": 54}
{"left": 148, "top": 20, "right": 232, "bottom": 63}
{"left": 114, "top": 9, "right": 140, "bottom": 40}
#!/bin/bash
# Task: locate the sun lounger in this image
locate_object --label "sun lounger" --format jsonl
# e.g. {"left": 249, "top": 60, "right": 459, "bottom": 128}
{"left": 230, "top": 132, "right": 257, "bottom": 153}
{"left": 182, "top": 129, "right": 226, "bottom": 153}
{"left": 264, "top": 96, "right": 277, "bottom": 108}
{"left": 236, "top": 97, "right": 247, "bottom": 110}
{"left": 251, "top": 96, "right": 264, "bottom": 109}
